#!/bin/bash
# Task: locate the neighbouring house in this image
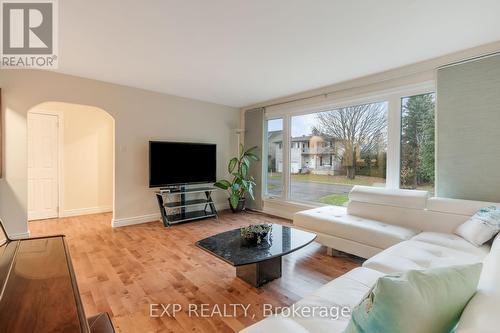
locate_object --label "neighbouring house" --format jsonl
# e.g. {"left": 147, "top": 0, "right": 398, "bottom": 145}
{"left": 268, "top": 132, "right": 386, "bottom": 177}
{"left": 270, "top": 133, "right": 343, "bottom": 175}
{"left": 267, "top": 130, "right": 283, "bottom": 173}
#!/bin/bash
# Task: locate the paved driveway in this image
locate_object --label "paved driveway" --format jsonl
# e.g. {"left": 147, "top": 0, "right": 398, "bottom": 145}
{"left": 268, "top": 179, "right": 353, "bottom": 202}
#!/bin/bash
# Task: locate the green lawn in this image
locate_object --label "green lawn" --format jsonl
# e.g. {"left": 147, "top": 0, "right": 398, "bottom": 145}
{"left": 266, "top": 173, "right": 433, "bottom": 207}
{"left": 268, "top": 173, "right": 386, "bottom": 186}
{"left": 318, "top": 194, "right": 349, "bottom": 206}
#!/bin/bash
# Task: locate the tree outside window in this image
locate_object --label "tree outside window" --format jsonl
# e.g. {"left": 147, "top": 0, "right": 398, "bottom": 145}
{"left": 285, "top": 102, "right": 388, "bottom": 206}
{"left": 400, "top": 93, "right": 435, "bottom": 193}
{"left": 313, "top": 102, "right": 388, "bottom": 180}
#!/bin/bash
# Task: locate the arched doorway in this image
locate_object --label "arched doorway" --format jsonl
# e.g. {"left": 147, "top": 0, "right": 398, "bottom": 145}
{"left": 27, "top": 102, "right": 114, "bottom": 222}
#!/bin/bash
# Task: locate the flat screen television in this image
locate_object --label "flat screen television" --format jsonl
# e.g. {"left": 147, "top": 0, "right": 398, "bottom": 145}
{"left": 149, "top": 141, "right": 216, "bottom": 187}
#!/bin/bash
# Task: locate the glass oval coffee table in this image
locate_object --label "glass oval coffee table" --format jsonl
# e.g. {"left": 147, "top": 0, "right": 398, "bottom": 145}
{"left": 196, "top": 224, "right": 317, "bottom": 287}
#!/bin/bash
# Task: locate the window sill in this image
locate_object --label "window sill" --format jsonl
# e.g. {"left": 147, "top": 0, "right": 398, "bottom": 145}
{"left": 263, "top": 197, "right": 320, "bottom": 207}
{"left": 262, "top": 197, "right": 320, "bottom": 220}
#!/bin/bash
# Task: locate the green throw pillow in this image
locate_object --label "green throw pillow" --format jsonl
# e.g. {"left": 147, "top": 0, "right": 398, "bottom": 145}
{"left": 344, "top": 263, "right": 482, "bottom": 333}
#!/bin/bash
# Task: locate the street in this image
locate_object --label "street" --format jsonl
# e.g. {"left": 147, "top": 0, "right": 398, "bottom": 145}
{"left": 267, "top": 178, "right": 353, "bottom": 203}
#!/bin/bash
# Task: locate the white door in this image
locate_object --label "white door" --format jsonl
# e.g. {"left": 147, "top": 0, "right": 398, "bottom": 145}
{"left": 28, "top": 112, "right": 59, "bottom": 220}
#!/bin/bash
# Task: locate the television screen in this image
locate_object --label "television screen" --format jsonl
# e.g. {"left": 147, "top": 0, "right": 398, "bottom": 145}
{"left": 149, "top": 141, "right": 217, "bottom": 187}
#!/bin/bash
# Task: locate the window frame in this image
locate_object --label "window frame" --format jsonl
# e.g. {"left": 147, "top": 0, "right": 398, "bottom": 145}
{"left": 263, "top": 81, "right": 436, "bottom": 206}
{"left": 264, "top": 117, "right": 285, "bottom": 199}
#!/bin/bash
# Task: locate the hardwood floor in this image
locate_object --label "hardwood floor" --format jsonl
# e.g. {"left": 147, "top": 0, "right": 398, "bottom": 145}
{"left": 29, "top": 211, "right": 362, "bottom": 333}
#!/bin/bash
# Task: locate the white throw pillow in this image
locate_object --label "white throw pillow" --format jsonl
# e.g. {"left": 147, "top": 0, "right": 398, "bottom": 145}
{"left": 455, "top": 206, "right": 500, "bottom": 246}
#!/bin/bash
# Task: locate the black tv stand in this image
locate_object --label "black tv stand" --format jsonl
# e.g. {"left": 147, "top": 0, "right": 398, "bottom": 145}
{"left": 155, "top": 186, "right": 218, "bottom": 227}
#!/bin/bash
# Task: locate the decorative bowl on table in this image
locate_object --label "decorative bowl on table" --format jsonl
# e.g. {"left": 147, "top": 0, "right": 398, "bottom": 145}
{"left": 240, "top": 224, "right": 272, "bottom": 245}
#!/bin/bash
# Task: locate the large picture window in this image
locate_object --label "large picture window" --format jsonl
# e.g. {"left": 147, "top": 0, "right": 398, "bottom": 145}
{"left": 266, "top": 118, "right": 284, "bottom": 197}
{"left": 263, "top": 86, "right": 435, "bottom": 209}
{"left": 400, "top": 93, "right": 436, "bottom": 193}
{"left": 289, "top": 101, "right": 388, "bottom": 206}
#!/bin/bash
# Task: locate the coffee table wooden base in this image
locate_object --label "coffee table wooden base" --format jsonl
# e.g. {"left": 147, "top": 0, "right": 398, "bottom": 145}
{"left": 236, "top": 256, "right": 282, "bottom": 287}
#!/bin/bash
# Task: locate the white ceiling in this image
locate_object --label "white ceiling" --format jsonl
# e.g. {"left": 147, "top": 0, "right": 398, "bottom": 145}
{"left": 57, "top": 0, "right": 500, "bottom": 107}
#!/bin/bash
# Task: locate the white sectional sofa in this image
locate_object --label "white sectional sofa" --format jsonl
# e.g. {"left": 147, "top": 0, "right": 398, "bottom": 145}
{"left": 242, "top": 186, "right": 500, "bottom": 333}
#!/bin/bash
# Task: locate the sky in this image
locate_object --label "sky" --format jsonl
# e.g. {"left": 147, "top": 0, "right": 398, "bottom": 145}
{"left": 291, "top": 114, "right": 317, "bottom": 137}
{"left": 267, "top": 114, "right": 317, "bottom": 137}
{"left": 267, "top": 102, "right": 389, "bottom": 138}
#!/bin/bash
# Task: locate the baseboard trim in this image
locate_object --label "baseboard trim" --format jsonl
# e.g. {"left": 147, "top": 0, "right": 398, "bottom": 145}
{"left": 112, "top": 213, "right": 161, "bottom": 228}
{"left": 10, "top": 231, "right": 30, "bottom": 240}
{"left": 61, "top": 206, "right": 112, "bottom": 218}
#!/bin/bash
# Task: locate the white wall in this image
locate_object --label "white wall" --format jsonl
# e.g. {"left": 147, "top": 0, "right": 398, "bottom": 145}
{"left": 242, "top": 41, "right": 500, "bottom": 112}
{"left": 30, "top": 102, "right": 114, "bottom": 217}
{"left": 0, "top": 70, "right": 239, "bottom": 237}
{"left": 63, "top": 105, "right": 114, "bottom": 215}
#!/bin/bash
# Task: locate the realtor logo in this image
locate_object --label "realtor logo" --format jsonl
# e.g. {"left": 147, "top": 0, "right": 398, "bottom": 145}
{"left": 1, "top": 0, "right": 58, "bottom": 68}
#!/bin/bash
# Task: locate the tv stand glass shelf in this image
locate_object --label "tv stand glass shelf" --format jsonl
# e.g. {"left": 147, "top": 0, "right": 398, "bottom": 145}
{"left": 155, "top": 186, "right": 218, "bottom": 227}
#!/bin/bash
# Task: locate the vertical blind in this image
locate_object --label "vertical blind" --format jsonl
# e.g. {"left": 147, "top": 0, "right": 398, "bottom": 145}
{"left": 436, "top": 53, "right": 500, "bottom": 202}
{"left": 244, "top": 107, "right": 265, "bottom": 210}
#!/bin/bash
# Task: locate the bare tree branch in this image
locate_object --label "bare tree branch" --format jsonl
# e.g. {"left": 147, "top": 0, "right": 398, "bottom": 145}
{"left": 312, "top": 102, "right": 387, "bottom": 179}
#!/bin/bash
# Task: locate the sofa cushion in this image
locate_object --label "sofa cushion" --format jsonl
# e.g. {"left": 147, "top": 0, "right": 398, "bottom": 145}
{"left": 294, "top": 206, "right": 420, "bottom": 250}
{"left": 362, "top": 240, "right": 484, "bottom": 274}
{"left": 348, "top": 186, "right": 428, "bottom": 210}
{"left": 297, "top": 267, "right": 384, "bottom": 307}
{"left": 491, "top": 232, "right": 500, "bottom": 252}
{"left": 240, "top": 268, "right": 384, "bottom": 333}
{"left": 346, "top": 186, "right": 429, "bottom": 231}
{"left": 455, "top": 247, "right": 500, "bottom": 333}
{"left": 426, "top": 197, "right": 500, "bottom": 216}
{"left": 345, "top": 263, "right": 482, "bottom": 333}
{"left": 411, "top": 232, "right": 490, "bottom": 257}
{"left": 421, "top": 198, "right": 500, "bottom": 234}
{"left": 455, "top": 290, "right": 500, "bottom": 333}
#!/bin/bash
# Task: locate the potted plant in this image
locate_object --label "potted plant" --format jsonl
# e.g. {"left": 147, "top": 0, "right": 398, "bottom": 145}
{"left": 214, "top": 145, "right": 259, "bottom": 213}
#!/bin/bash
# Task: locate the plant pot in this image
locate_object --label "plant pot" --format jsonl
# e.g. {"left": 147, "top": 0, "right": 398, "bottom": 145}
{"left": 229, "top": 198, "right": 246, "bottom": 213}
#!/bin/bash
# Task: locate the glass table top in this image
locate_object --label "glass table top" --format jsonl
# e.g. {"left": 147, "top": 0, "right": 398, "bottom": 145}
{"left": 196, "top": 224, "right": 317, "bottom": 266}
